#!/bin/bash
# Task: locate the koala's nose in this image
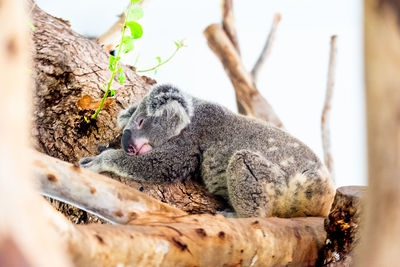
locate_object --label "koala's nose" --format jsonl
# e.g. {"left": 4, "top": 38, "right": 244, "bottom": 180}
{"left": 121, "top": 129, "right": 132, "bottom": 149}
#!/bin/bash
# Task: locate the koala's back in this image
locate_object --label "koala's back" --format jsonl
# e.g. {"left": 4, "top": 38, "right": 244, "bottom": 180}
{"left": 193, "top": 100, "right": 334, "bottom": 217}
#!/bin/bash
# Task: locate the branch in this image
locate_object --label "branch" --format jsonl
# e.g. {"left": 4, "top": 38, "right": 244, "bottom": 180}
{"left": 251, "top": 13, "right": 281, "bottom": 83}
{"left": 221, "top": 0, "right": 240, "bottom": 54}
{"left": 321, "top": 35, "right": 337, "bottom": 182}
{"left": 32, "top": 151, "right": 186, "bottom": 224}
{"left": 204, "top": 24, "right": 284, "bottom": 128}
{"left": 67, "top": 216, "right": 326, "bottom": 266}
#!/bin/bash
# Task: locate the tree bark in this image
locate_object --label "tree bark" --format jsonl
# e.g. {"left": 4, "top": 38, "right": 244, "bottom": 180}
{"left": 31, "top": 3, "right": 225, "bottom": 223}
{"left": 321, "top": 186, "right": 366, "bottom": 266}
{"left": 356, "top": 0, "right": 400, "bottom": 266}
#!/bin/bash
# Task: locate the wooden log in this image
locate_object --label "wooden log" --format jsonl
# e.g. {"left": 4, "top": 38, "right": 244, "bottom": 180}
{"left": 204, "top": 24, "right": 284, "bottom": 128}
{"left": 32, "top": 150, "right": 328, "bottom": 266}
{"left": 355, "top": 0, "right": 400, "bottom": 266}
{"left": 321, "top": 186, "right": 366, "bottom": 266}
{"left": 69, "top": 216, "right": 326, "bottom": 267}
{"left": 30, "top": 2, "right": 225, "bottom": 222}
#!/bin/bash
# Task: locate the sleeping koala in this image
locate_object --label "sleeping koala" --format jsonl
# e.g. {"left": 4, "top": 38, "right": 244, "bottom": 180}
{"left": 80, "top": 84, "right": 335, "bottom": 218}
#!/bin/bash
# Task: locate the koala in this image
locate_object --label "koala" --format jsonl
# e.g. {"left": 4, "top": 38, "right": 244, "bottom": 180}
{"left": 80, "top": 84, "right": 335, "bottom": 218}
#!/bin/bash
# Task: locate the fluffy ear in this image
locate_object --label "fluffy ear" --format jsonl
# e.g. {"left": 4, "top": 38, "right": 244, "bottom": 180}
{"left": 147, "top": 84, "right": 193, "bottom": 135}
{"left": 117, "top": 104, "right": 137, "bottom": 128}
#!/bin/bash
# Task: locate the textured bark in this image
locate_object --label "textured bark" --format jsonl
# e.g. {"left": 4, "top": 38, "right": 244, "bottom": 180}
{"left": 31, "top": 3, "right": 225, "bottom": 224}
{"left": 321, "top": 186, "right": 366, "bottom": 266}
{"left": 0, "top": 0, "right": 72, "bottom": 266}
{"left": 356, "top": 0, "right": 400, "bottom": 266}
{"left": 204, "top": 24, "right": 284, "bottom": 128}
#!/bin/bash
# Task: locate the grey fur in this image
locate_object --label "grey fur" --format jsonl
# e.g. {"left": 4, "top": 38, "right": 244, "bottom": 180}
{"left": 80, "top": 84, "right": 335, "bottom": 218}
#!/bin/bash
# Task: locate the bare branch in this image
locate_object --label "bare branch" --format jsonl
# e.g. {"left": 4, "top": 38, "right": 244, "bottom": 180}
{"left": 32, "top": 151, "right": 186, "bottom": 224}
{"left": 251, "top": 13, "right": 282, "bottom": 83}
{"left": 221, "top": 0, "right": 240, "bottom": 54}
{"left": 204, "top": 24, "right": 284, "bottom": 128}
{"left": 321, "top": 35, "right": 337, "bottom": 182}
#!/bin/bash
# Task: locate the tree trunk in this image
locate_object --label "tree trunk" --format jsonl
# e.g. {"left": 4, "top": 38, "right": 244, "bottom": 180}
{"left": 0, "top": 0, "right": 72, "bottom": 266}
{"left": 321, "top": 186, "right": 366, "bottom": 266}
{"left": 355, "top": 0, "right": 400, "bottom": 266}
{"left": 31, "top": 3, "right": 225, "bottom": 224}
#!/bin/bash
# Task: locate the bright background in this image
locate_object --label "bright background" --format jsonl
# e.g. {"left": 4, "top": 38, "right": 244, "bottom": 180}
{"left": 36, "top": 0, "right": 366, "bottom": 187}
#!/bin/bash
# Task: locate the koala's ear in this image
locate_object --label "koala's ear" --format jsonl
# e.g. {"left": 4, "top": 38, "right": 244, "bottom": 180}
{"left": 117, "top": 104, "right": 138, "bottom": 128}
{"left": 147, "top": 84, "right": 193, "bottom": 135}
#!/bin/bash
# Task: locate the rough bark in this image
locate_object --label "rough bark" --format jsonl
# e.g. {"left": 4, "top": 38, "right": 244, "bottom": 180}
{"left": 321, "top": 186, "right": 366, "bottom": 266}
{"left": 31, "top": 3, "right": 225, "bottom": 223}
{"left": 356, "top": 0, "right": 400, "bottom": 266}
{"left": 0, "top": 0, "right": 72, "bottom": 266}
{"left": 204, "top": 24, "right": 284, "bottom": 128}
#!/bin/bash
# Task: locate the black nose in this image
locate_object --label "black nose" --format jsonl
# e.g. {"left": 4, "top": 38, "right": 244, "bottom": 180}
{"left": 121, "top": 129, "right": 132, "bottom": 151}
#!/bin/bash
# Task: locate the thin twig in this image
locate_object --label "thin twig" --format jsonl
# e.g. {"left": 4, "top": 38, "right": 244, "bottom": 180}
{"left": 321, "top": 35, "right": 337, "bottom": 182}
{"left": 251, "top": 13, "right": 281, "bottom": 83}
{"left": 221, "top": 0, "right": 240, "bottom": 54}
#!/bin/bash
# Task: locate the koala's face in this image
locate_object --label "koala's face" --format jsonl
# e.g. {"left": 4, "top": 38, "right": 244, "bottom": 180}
{"left": 120, "top": 85, "right": 193, "bottom": 156}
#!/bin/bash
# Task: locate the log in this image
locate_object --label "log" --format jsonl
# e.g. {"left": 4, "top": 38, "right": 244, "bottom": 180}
{"left": 69, "top": 216, "right": 326, "bottom": 267}
{"left": 356, "top": 0, "right": 400, "bottom": 266}
{"left": 30, "top": 3, "right": 225, "bottom": 223}
{"left": 31, "top": 157, "right": 327, "bottom": 266}
{"left": 0, "top": 0, "right": 72, "bottom": 265}
{"left": 32, "top": 148, "right": 328, "bottom": 266}
{"left": 321, "top": 186, "right": 366, "bottom": 266}
{"left": 204, "top": 24, "right": 283, "bottom": 128}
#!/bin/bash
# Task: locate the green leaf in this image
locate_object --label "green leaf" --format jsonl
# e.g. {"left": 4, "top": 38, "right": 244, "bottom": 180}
{"left": 109, "top": 55, "right": 116, "bottom": 71}
{"left": 126, "top": 21, "right": 143, "bottom": 39}
{"left": 156, "top": 56, "right": 161, "bottom": 64}
{"left": 118, "top": 72, "right": 125, "bottom": 84}
{"left": 126, "top": 5, "right": 144, "bottom": 22}
{"left": 84, "top": 116, "right": 89, "bottom": 123}
{"left": 122, "top": 36, "right": 134, "bottom": 54}
{"left": 131, "top": 0, "right": 142, "bottom": 3}
{"left": 110, "top": 89, "right": 116, "bottom": 97}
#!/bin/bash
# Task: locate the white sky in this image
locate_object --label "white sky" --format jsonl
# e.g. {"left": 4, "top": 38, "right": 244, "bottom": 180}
{"left": 36, "top": 0, "right": 366, "bottom": 187}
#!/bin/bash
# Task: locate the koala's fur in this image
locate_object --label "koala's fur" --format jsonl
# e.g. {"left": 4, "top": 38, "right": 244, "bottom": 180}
{"left": 80, "top": 84, "right": 335, "bottom": 218}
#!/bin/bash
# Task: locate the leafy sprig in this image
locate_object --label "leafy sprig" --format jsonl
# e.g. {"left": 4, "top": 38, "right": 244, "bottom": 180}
{"left": 137, "top": 40, "right": 186, "bottom": 73}
{"left": 90, "top": 0, "right": 144, "bottom": 121}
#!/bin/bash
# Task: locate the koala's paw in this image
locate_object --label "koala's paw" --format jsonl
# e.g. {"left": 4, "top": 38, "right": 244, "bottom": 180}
{"left": 79, "top": 156, "right": 102, "bottom": 173}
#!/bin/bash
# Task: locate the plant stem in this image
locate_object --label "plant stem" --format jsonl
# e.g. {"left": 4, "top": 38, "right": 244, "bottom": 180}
{"left": 91, "top": 20, "right": 127, "bottom": 120}
{"left": 136, "top": 46, "right": 181, "bottom": 73}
